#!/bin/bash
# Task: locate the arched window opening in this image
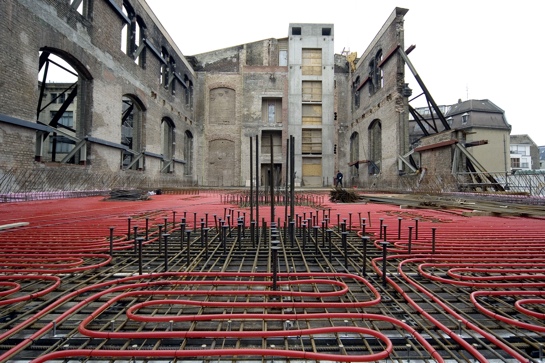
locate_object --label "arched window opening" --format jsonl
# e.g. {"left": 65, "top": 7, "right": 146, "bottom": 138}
{"left": 184, "top": 130, "right": 194, "bottom": 176}
{"left": 37, "top": 50, "right": 88, "bottom": 164}
{"left": 121, "top": 95, "right": 144, "bottom": 170}
{"left": 161, "top": 117, "right": 175, "bottom": 173}
{"left": 368, "top": 120, "right": 382, "bottom": 174}
{"left": 350, "top": 132, "right": 360, "bottom": 177}
{"left": 368, "top": 49, "right": 383, "bottom": 96}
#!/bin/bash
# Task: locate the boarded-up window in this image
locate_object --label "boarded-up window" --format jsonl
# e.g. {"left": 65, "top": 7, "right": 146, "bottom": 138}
{"left": 302, "top": 104, "right": 322, "bottom": 125}
{"left": 302, "top": 49, "right": 322, "bottom": 76}
{"left": 302, "top": 157, "right": 322, "bottom": 187}
{"left": 302, "top": 158, "right": 322, "bottom": 176}
{"left": 261, "top": 130, "right": 282, "bottom": 158}
{"left": 262, "top": 98, "right": 282, "bottom": 125}
{"left": 209, "top": 87, "right": 235, "bottom": 125}
{"left": 302, "top": 81, "right": 322, "bottom": 102}
{"left": 302, "top": 129, "right": 322, "bottom": 154}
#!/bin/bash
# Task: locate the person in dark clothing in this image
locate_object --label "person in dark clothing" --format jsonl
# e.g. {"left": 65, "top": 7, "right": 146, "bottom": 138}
{"left": 336, "top": 170, "right": 343, "bottom": 187}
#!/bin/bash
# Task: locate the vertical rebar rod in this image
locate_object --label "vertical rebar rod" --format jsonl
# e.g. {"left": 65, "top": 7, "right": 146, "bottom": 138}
{"left": 408, "top": 226, "right": 413, "bottom": 254}
{"left": 432, "top": 227, "right": 437, "bottom": 254}
{"left": 137, "top": 237, "right": 143, "bottom": 275}
{"left": 163, "top": 233, "right": 170, "bottom": 272}
{"left": 381, "top": 241, "right": 389, "bottom": 287}
{"left": 250, "top": 136, "right": 254, "bottom": 224}
{"left": 186, "top": 230, "right": 191, "bottom": 265}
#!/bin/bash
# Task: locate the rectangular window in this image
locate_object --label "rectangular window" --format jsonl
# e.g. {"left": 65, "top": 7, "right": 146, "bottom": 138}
{"left": 262, "top": 98, "right": 282, "bottom": 125}
{"left": 49, "top": 135, "right": 75, "bottom": 153}
{"left": 302, "top": 49, "right": 322, "bottom": 76}
{"left": 302, "top": 81, "right": 322, "bottom": 102}
{"left": 511, "top": 158, "right": 520, "bottom": 168}
{"left": 302, "top": 129, "right": 322, "bottom": 154}
{"left": 302, "top": 104, "right": 322, "bottom": 125}
{"left": 50, "top": 111, "right": 74, "bottom": 127}
{"left": 261, "top": 131, "right": 282, "bottom": 156}
{"left": 279, "top": 50, "right": 288, "bottom": 66}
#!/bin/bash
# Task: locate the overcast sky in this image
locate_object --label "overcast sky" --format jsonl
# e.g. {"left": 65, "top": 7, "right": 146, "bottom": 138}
{"left": 146, "top": 0, "right": 544, "bottom": 146}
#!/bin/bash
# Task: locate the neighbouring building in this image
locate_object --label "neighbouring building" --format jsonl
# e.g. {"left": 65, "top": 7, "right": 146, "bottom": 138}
{"left": 410, "top": 99, "right": 512, "bottom": 174}
{"left": 510, "top": 134, "right": 539, "bottom": 172}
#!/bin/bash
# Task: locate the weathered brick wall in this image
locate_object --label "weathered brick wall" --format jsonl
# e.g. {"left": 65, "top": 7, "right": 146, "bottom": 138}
{"left": 344, "top": 7, "right": 410, "bottom": 189}
{"left": 0, "top": 0, "right": 198, "bottom": 193}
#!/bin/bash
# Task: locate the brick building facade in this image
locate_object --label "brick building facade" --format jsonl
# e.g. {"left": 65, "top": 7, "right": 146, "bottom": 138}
{"left": 0, "top": 0, "right": 414, "bottom": 193}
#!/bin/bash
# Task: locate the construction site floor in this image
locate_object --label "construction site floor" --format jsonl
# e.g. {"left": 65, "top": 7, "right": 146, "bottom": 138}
{"left": 0, "top": 190, "right": 544, "bottom": 362}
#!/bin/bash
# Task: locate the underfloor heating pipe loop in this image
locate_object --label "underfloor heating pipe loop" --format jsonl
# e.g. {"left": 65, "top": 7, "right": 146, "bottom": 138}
{"left": 381, "top": 241, "right": 389, "bottom": 287}
{"left": 186, "top": 230, "right": 192, "bottom": 265}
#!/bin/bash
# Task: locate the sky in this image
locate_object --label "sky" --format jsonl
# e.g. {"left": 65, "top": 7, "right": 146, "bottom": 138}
{"left": 145, "top": 0, "right": 544, "bottom": 146}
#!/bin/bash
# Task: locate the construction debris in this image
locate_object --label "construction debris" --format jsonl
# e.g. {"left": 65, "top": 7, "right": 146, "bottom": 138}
{"left": 105, "top": 189, "right": 151, "bottom": 201}
{"left": 329, "top": 187, "right": 364, "bottom": 203}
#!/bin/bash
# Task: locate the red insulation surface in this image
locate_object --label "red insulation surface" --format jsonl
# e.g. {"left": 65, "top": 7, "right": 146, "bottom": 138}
{"left": 0, "top": 192, "right": 544, "bottom": 362}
